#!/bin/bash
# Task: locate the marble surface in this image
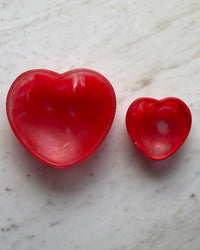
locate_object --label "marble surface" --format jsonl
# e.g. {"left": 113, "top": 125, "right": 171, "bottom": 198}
{"left": 0, "top": 0, "right": 200, "bottom": 249}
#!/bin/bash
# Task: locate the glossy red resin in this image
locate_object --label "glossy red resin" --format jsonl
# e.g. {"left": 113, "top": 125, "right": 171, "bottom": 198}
{"left": 126, "top": 97, "right": 192, "bottom": 160}
{"left": 7, "top": 69, "right": 116, "bottom": 168}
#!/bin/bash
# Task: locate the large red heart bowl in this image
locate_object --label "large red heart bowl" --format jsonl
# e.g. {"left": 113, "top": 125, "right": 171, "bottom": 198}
{"left": 7, "top": 69, "right": 116, "bottom": 168}
{"left": 126, "top": 97, "right": 192, "bottom": 160}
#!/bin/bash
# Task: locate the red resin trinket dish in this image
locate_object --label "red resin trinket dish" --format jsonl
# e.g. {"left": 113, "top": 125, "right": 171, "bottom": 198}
{"left": 6, "top": 69, "right": 116, "bottom": 168}
{"left": 126, "top": 97, "right": 192, "bottom": 160}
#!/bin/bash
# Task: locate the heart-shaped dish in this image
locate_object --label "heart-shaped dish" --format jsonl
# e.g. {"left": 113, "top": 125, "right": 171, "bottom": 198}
{"left": 7, "top": 69, "right": 116, "bottom": 168}
{"left": 126, "top": 97, "right": 192, "bottom": 160}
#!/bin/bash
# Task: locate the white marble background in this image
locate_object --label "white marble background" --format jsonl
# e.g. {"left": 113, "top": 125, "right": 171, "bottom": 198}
{"left": 0, "top": 0, "right": 200, "bottom": 249}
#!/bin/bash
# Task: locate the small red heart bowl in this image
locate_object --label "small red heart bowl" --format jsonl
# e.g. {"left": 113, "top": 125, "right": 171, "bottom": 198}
{"left": 6, "top": 68, "right": 116, "bottom": 168}
{"left": 126, "top": 97, "right": 192, "bottom": 160}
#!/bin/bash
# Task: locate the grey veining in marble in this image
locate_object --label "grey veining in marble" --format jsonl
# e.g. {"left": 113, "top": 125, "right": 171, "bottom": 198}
{"left": 1, "top": 0, "right": 200, "bottom": 249}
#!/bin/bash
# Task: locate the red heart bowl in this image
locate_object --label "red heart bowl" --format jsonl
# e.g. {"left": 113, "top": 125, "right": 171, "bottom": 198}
{"left": 7, "top": 69, "right": 116, "bottom": 168}
{"left": 126, "top": 97, "right": 192, "bottom": 160}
